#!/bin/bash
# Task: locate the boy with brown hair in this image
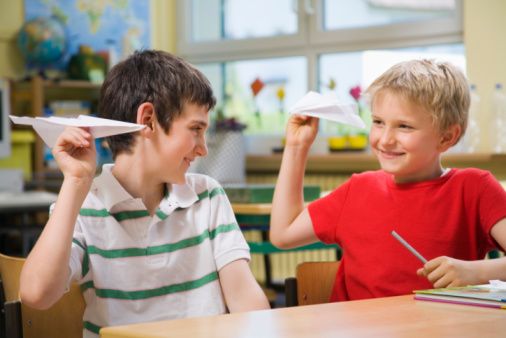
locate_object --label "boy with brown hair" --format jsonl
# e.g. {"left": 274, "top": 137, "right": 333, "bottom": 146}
{"left": 271, "top": 59, "right": 506, "bottom": 301}
{"left": 20, "top": 50, "right": 269, "bottom": 337}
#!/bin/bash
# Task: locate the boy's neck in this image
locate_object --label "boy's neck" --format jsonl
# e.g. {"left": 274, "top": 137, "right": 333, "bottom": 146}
{"left": 111, "top": 155, "right": 166, "bottom": 215}
{"left": 392, "top": 161, "right": 445, "bottom": 184}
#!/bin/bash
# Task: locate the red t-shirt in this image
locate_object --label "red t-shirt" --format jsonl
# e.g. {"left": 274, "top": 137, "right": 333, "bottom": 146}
{"left": 308, "top": 168, "right": 506, "bottom": 302}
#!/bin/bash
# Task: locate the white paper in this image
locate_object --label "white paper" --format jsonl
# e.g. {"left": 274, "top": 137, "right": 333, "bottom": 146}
{"left": 488, "top": 280, "right": 506, "bottom": 290}
{"left": 288, "top": 91, "right": 366, "bottom": 129}
{"left": 9, "top": 115, "right": 145, "bottom": 147}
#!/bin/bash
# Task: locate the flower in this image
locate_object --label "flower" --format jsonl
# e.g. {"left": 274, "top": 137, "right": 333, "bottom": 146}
{"left": 348, "top": 84, "right": 370, "bottom": 132}
{"left": 276, "top": 86, "right": 285, "bottom": 102}
{"left": 250, "top": 77, "right": 265, "bottom": 127}
{"left": 326, "top": 78, "right": 337, "bottom": 91}
{"left": 250, "top": 77, "right": 265, "bottom": 97}
{"left": 215, "top": 117, "right": 247, "bottom": 132}
{"left": 276, "top": 86, "right": 285, "bottom": 113}
{"left": 349, "top": 85, "right": 362, "bottom": 101}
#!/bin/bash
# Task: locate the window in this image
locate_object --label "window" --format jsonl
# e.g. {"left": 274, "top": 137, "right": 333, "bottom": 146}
{"left": 177, "top": 0, "right": 463, "bottom": 154}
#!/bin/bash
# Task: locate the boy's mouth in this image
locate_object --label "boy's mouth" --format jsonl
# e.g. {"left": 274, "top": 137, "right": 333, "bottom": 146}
{"left": 378, "top": 149, "right": 405, "bottom": 158}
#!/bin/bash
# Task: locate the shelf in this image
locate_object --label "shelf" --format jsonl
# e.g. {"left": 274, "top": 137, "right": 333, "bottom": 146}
{"left": 246, "top": 152, "right": 506, "bottom": 179}
{"left": 10, "top": 76, "right": 101, "bottom": 186}
{"left": 12, "top": 78, "right": 101, "bottom": 90}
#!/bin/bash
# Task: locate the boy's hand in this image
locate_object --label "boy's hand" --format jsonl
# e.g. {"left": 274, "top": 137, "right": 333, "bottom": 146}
{"left": 285, "top": 114, "right": 319, "bottom": 149}
{"left": 417, "top": 256, "right": 478, "bottom": 288}
{"left": 52, "top": 127, "right": 97, "bottom": 181}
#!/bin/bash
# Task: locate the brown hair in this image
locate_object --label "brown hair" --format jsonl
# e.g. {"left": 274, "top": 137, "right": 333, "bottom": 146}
{"left": 98, "top": 50, "right": 216, "bottom": 158}
{"left": 366, "top": 59, "right": 470, "bottom": 142}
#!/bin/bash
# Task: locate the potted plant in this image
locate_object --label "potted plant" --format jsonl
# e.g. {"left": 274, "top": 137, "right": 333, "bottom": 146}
{"left": 189, "top": 107, "right": 247, "bottom": 184}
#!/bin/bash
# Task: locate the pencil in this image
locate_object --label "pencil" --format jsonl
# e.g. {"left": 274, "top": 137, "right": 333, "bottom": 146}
{"left": 391, "top": 230, "right": 428, "bottom": 264}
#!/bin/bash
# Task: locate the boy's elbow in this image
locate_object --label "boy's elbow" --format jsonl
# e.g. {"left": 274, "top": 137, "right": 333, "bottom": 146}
{"left": 269, "top": 232, "right": 291, "bottom": 250}
{"left": 20, "top": 282, "right": 59, "bottom": 310}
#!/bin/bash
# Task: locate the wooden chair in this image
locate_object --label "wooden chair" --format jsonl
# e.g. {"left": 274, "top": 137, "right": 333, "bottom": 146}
{"left": 0, "top": 253, "right": 85, "bottom": 338}
{"left": 285, "top": 261, "right": 340, "bottom": 307}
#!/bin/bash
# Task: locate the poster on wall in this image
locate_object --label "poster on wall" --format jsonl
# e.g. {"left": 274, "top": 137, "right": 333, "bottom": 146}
{"left": 22, "top": 0, "right": 151, "bottom": 71}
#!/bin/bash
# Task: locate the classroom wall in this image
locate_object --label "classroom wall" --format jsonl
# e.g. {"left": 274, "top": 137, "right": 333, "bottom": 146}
{"left": 0, "top": 1, "right": 24, "bottom": 78}
{"left": 1, "top": 0, "right": 505, "bottom": 152}
{"left": 464, "top": 0, "right": 506, "bottom": 151}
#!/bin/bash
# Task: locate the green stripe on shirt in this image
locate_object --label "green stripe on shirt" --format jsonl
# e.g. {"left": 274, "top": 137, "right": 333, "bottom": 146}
{"left": 86, "top": 223, "right": 240, "bottom": 258}
{"left": 83, "top": 321, "right": 101, "bottom": 334}
{"left": 209, "top": 187, "right": 226, "bottom": 198}
{"left": 80, "top": 187, "right": 227, "bottom": 220}
{"left": 72, "top": 238, "right": 90, "bottom": 276}
{"left": 112, "top": 210, "right": 150, "bottom": 222}
{"left": 82, "top": 271, "right": 219, "bottom": 300}
{"left": 80, "top": 208, "right": 109, "bottom": 217}
{"left": 210, "top": 223, "right": 240, "bottom": 239}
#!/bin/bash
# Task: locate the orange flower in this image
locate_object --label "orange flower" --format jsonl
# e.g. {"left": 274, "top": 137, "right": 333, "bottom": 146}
{"left": 250, "top": 77, "right": 265, "bottom": 97}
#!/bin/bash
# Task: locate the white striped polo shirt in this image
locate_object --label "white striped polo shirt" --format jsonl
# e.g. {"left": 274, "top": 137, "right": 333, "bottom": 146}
{"left": 67, "top": 164, "right": 250, "bottom": 337}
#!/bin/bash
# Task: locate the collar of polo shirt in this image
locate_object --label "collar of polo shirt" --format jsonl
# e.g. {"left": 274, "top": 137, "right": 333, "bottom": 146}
{"left": 93, "top": 164, "right": 198, "bottom": 212}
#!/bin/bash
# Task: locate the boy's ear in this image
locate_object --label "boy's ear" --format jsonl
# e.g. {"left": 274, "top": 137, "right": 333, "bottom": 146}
{"left": 136, "top": 102, "right": 156, "bottom": 134}
{"left": 438, "top": 124, "right": 461, "bottom": 151}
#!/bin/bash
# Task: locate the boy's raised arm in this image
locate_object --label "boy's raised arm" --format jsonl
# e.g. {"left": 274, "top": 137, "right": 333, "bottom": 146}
{"left": 270, "top": 115, "right": 320, "bottom": 249}
{"left": 20, "top": 127, "right": 96, "bottom": 309}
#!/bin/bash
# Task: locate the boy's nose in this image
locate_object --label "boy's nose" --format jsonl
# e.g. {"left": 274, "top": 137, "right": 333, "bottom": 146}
{"left": 195, "top": 140, "right": 208, "bottom": 157}
{"left": 379, "top": 128, "right": 395, "bottom": 145}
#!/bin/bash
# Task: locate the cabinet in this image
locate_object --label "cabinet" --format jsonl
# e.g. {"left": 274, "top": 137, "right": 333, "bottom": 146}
{"left": 10, "top": 76, "right": 101, "bottom": 190}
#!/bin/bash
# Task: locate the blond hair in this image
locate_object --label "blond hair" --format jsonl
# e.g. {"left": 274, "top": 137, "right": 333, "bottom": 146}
{"left": 366, "top": 59, "right": 470, "bottom": 142}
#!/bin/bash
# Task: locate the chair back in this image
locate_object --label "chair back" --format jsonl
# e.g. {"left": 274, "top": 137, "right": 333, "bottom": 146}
{"left": 285, "top": 261, "right": 340, "bottom": 306}
{"left": 0, "top": 253, "right": 25, "bottom": 302}
{"left": 0, "top": 253, "right": 85, "bottom": 338}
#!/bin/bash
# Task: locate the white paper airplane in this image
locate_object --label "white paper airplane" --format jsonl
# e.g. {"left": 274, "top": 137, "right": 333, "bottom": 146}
{"left": 288, "top": 91, "right": 366, "bottom": 129}
{"left": 9, "top": 115, "right": 145, "bottom": 147}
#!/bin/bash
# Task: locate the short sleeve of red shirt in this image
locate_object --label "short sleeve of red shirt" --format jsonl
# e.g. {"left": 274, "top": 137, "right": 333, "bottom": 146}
{"left": 308, "top": 178, "right": 352, "bottom": 245}
{"left": 477, "top": 171, "right": 506, "bottom": 244}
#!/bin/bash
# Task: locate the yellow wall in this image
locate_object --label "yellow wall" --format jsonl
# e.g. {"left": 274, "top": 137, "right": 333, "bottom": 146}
{"left": 1, "top": 0, "right": 505, "bottom": 151}
{"left": 0, "top": 0, "right": 24, "bottom": 78}
{"left": 464, "top": 0, "right": 506, "bottom": 151}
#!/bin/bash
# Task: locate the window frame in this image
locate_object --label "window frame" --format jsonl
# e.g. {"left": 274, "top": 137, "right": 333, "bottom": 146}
{"left": 177, "top": 0, "right": 462, "bottom": 60}
{"left": 176, "top": 0, "right": 464, "bottom": 153}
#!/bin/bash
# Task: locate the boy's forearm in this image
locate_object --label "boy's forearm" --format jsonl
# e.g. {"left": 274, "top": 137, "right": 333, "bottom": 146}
{"left": 227, "top": 284, "right": 271, "bottom": 312}
{"left": 20, "top": 177, "right": 91, "bottom": 309}
{"left": 219, "top": 260, "right": 270, "bottom": 312}
{"left": 475, "top": 256, "right": 506, "bottom": 283}
{"left": 270, "top": 144, "right": 310, "bottom": 245}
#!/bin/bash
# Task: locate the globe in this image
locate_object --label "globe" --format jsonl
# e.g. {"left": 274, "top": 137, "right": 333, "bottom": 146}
{"left": 17, "top": 17, "right": 66, "bottom": 69}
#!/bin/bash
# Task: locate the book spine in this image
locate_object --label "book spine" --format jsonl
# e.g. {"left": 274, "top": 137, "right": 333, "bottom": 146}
{"left": 414, "top": 295, "right": 506, "bottom": 310}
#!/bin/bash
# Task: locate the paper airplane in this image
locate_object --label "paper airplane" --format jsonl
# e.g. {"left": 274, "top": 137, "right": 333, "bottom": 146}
{"left": 288, "top": 91, "right": 366, "bottom": 129}
{"left": 9, "top": 115, "right": 145, "bottom": 147}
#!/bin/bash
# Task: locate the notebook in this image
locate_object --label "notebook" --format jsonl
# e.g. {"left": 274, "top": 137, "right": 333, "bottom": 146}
{"left": 414, "top": 283, "right": 506, "bottom": 309}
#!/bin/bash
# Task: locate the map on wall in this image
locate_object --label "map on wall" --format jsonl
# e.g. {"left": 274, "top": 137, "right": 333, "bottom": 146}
{"left": 24, "top": 0, "right": 151, "bottom": 69}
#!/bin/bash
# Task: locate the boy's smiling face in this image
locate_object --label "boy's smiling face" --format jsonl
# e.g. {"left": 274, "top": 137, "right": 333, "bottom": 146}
{"left": 152, "top": 102, "right": 209, "bottom": 184}
{"left": 369, "top": 90, "right": 450, "bottom": 184}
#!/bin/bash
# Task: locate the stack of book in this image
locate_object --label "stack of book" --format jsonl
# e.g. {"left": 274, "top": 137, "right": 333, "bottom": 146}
{"left": 414, "top": 284, "right": 506, "bottom": 309}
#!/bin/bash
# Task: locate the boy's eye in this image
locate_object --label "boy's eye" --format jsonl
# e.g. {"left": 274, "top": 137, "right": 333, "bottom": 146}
{"left": 399, "top": 124, "right": 413, "bottom": 129}
{"left": 372, "top": 119, "right": 383, "bottom": 125}
{"left": 191, "top": 126, "right": 206, "bottom": 135}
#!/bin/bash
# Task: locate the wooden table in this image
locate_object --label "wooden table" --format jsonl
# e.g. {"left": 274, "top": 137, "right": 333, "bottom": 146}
{"left": 232, "top": 202, "right": 272, "bottom": 217}
{"left": 100, "top": 295, "right": 506, "bottom": 338}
